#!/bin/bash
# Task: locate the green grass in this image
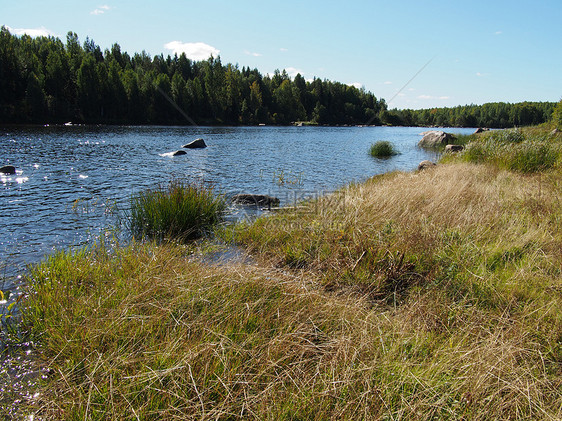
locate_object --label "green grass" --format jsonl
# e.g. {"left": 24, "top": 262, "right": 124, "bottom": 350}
{"left": 10, "top": 125, "right": 562, "bottom": 419}
{"left": 126, "top": 180, "right": 226, "bottom": 242}
{"left": 369, "top": 140, "right": 398, "bottom": 158}
{"left": 460, "top": 128, "right": 562, "bottom": 173}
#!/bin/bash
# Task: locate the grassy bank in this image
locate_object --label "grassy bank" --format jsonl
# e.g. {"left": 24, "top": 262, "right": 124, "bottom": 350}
{"left": 11, "top": 126, "right": 562, "bottom": 419}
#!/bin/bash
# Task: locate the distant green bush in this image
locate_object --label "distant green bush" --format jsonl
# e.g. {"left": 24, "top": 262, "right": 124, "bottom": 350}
{"left": 369, "top": 141, "right": 398, "bottom": 158}
{"left": 127, "top": 180, "right": 226, "bottom": 242}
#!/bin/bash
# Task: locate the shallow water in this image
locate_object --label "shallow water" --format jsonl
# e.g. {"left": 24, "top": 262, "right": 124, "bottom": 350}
{"left": 0, "top": 125, "right": 475, "bottom": 289}
{"left": 1, "top": 124, "right": 477, "bottom": 412}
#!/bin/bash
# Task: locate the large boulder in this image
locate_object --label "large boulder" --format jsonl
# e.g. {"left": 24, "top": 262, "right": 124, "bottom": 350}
{"left": 473, "top": 127, "right": 489, "bottom": 134}
{"left": 445, "top": 144, "right": 464, "bottom": 153}
{"left": 172, "top": 150, "right": 187, "bottom": 156}
{"left": 418, "top": 160, "right": 436, "bottom": 171}
{"left": 232, "top": 194, "right": 280, "bottom": 208}
{"left": 0, "top": 165, "right": 16, "bottom": 175}
{"left": 183, "top": 138, "right": 207, "bottom": 149}
{"left": 418, "top": 131, "right": 455, "bottom": 148}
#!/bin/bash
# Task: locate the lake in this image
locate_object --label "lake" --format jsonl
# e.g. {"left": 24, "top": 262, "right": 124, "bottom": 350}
{"left": 0, "top": 125, "right": 476, "bottom": 292}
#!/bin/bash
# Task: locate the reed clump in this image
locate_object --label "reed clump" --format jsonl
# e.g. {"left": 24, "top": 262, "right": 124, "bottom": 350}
{"left": 369, "top": 140, "right": 398, "bottom": 158}
{"left": 461, "top": 128, "right": 561, "bottom": 173}
{"left": 127, "top": 180, "right": 226, "bottom": 242}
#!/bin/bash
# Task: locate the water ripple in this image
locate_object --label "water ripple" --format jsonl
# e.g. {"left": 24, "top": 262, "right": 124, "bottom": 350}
{"left": 0, "top": 125, "right": 474, "bottom": 290}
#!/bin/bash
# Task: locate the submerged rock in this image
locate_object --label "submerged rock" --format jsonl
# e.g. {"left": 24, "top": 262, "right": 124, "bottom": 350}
{"left": 418, "top": 160, "right": 436, "bottom": 171}
{"left": 232, "top": 194, "right": 280, "bottom": 207}
{"left": 418, "top": 131, "right": 455, "bottom": 148}
{"left": 183, "top": 138, "right": 207, "bottom": 149}
{"left": 172, "top": 150, "right": 187, "bottom": 156}
{"left": 0, "top": 165, "right": 16, "bottom": 175}
{"left": 445, "top": 144, "right": 464, "bottom": 153}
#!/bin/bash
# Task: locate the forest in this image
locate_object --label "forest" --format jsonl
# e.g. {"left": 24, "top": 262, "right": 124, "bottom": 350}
{"left": 387, "top": 102, "right": 557, "bottom": 128}
{"left": 0, "top": 27, "right": 557, "bottom": 127}
{"left": 0, "top": 27, "right": 385, "bottom": 126}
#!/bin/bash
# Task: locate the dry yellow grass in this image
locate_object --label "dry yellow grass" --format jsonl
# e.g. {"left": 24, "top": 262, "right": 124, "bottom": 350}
{"left": 15, "top": 157, "right": 562, "bottom": 419}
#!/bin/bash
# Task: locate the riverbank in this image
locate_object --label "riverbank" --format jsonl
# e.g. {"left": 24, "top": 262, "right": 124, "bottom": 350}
{"left": 6, "top": 126, "right": 562, "bottom": 419}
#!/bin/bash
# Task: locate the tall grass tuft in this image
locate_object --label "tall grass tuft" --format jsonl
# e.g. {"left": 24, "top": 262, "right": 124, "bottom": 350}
{"left": 127, "top": 180, "right": 226, "bottom": 242}
{"left": 369, "top": 140, "right": 398, "bottom": 158}
{"left": 461, "top": 128, "right": 561, "bottom": 173}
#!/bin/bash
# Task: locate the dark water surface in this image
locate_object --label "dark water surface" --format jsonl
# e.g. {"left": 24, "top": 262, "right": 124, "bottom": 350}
{"left": 1, "top": 125, "right": 475, "bottom": 290}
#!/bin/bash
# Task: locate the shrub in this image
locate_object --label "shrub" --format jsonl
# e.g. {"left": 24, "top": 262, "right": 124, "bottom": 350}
{"left": 127, "top": 180, "right": 226, "bottom": 242}
{"left": 369, "top": 141, "right": 398, "bottom": 158}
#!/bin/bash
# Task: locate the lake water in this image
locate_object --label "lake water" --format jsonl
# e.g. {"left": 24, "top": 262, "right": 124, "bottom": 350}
{"left": 0, "top": 125, "right": 476, "bottom": 292}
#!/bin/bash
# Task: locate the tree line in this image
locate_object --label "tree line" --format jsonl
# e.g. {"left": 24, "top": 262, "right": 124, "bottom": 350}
{"left": 386, "top": 102, "right": 557, "bottom": 128}
{"left": 0, "top": 27, "right": 557, "bottom": 127}
{"left": 0, "top": 27, "right": 386, "bottom": 125}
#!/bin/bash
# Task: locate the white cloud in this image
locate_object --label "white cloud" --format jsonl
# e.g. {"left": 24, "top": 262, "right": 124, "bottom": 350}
{"left": 280, "top": 48, "right": 288, "bottom": 52}
{"left": 348, "top": 82, "right": 363, "bottom": 89}
{"left": 495, "top": 31, "right": 502, "bottom": 35}
{"left": 417, "top": 94, "right": 449, "bottom": 100}
{"left": 164, "top": 41, "right": 220, "bottom": 60}
{"left": 6, "top": 25, "right": 55, "bottom": 37}
{"left": 91, "top": 5, "right": 111, "bottom": 15}
{"left": 244, "top": 50, "right": 262, "bottom": 57}
{"left": 285, "top": 67, "right": 303, "bottom": 78}
{"left": 384, "top": 81, "right": 393, "bottom": 85}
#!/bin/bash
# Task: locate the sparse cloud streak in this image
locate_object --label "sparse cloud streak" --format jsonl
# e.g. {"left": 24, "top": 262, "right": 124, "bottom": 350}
{"left": 164, "top": 41, "right": 220, "bottom": 60}
{"left": 417, "top": 94, "right": 449, "bottom": 100}
{"left": 91, "top": 5, "right": 111, "bottom": 15}
{"left": 244, "top": 50, "right": 262, "bottom": 57}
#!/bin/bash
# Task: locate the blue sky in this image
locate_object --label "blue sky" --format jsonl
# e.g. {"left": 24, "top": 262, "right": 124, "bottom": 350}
{"left": 3, "top": 0, "right": 561, "bottom": 109}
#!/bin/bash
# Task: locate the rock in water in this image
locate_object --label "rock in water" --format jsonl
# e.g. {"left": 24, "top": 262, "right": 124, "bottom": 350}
{"left": 0, "top": 165, "right": 16, "bottom": 175}
{"left": 418, "top": 160, "right": 436, "bottom": 171}
{"left": 232, "top": 194, "right": 280, "bottom": 207}
{"left": 183, "top": 138, "right": 207, "bottom": 149}
{"left": 418, "top": 131, "right": 455, "bottom": 148}
{"left": 445, "top": 144, "right": 464, "bottom": 153}
{"left": 473, "top": 127, "right": 489, "bottom": 134}
{"left": 172, "top": 150, "right": 187, "bottom": 156}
